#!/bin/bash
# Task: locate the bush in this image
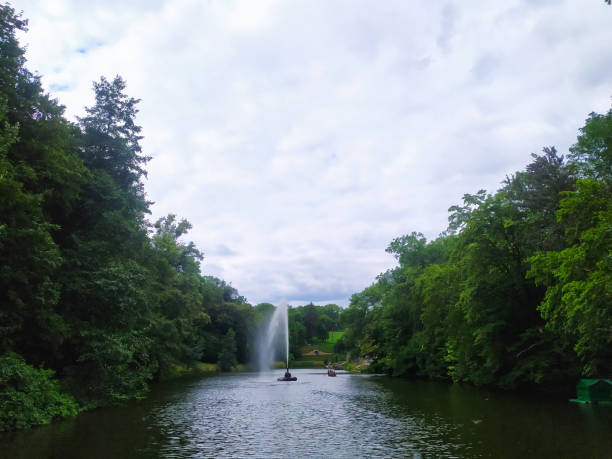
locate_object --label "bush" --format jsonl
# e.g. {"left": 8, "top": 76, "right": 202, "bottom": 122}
{"left": 344, "top": 362, "right": 359, "bottom": 372}
{"left": 0, "top": 353, "right": 78, "bottom": 431}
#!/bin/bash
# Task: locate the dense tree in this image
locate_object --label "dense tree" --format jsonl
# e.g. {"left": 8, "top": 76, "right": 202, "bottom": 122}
{"left": 529, "top": 109, "right": 612, "bottom": 377}
{"left": 323, "top": 304, "right": 342, "bottom": 330}
{"left": 340, "top": 106, "right": 609, "bottom": 390}
{"left": 285, "top": 303, "right": 342, "bottom": 351}
{"left": 0, "top": 4, "right": 86, "bottom": 369}
{"left": 78, "top": 76, "right": 150, "bottom": 194}
{"left": 53, "top": 73, "right": 156, "bottom": 406}
{"left": 217, "top": 328, "right": 237, "bottom": 372}
{"left": 0, "top": 5, "right": 256, "bottom": 429}
{"left": 147, "top": 215, "right": 207, "bottom": 379}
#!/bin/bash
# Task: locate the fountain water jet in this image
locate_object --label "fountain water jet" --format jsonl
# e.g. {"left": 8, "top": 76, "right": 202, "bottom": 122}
{"left": 258, "top": 301, "right": 296, "bottom": 381}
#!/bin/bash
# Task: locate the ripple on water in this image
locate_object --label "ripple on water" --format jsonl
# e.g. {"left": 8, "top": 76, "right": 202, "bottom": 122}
{"left": 2, "top": 370, "right": 609, "bottom": 458}
{"left": 143, "top": 371, "right": 467, "bottom": 458}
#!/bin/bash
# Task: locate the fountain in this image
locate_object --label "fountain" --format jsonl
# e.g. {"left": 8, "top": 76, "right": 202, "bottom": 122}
{"left": 259, "top": 300, "right": 297, "bottom": 381}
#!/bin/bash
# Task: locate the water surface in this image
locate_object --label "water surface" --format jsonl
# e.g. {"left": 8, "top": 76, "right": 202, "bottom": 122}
{"left": 1, "top": 369, "right": 610, "bottom": 458}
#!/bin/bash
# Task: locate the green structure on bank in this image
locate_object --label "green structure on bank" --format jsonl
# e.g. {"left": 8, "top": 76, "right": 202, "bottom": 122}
{"left": 570, "top": 379, "right": 612, "bottom": 404}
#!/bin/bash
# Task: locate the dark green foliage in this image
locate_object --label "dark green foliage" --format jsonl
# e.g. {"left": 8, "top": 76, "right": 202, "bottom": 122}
{"left": 287, "top": 303, "right": 342, "bottom": 351}
{"left": 198, "top": 277, "right": 254, "bottom": 365}
{"left": 0, "top": 5, "right": 83, "bottom": 368}
{"left": 217, "top": 328, "right": 237, "bottom": 371}
{"left": 529, "top": 111, "right": 612, "bottom": 377}
{"left": 0, "top": 353, "right": 78, "bottom": 431}
{"left": 78, "top": 75, "right": 151, "bottom": 193}
{"left": 0, "top": 4, "right": 256, "bottom": 429}
{"left": 341, "top": 106, "right": 611, "bottom": 390}
{"left": 148, "top": 215, "right": 205, "bottom": 378}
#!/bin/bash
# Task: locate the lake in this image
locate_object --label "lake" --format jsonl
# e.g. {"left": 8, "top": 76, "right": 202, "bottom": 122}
{"left": 1, "top": 369, "right": 611, "bottom": 458}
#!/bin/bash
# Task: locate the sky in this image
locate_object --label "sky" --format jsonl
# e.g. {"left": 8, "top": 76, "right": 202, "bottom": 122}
{"left": 11, "top": 0, "right": 612, "bottom": 307}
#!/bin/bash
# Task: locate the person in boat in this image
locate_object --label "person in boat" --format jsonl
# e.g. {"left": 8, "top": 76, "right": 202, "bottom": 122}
{"left": 284, "top": 369, "right": 291, "bottom": 378}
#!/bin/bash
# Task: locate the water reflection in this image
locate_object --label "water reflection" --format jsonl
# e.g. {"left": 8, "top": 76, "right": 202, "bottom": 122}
{"left": 1, "top": 370, "right": 610, "bottom": 458}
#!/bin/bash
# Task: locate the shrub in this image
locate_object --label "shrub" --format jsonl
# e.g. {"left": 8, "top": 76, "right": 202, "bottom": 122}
{"left": 0, "top": 353, "right": 78, "bottom": 431}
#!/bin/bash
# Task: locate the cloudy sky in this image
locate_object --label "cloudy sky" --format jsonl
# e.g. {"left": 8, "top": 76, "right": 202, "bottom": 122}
{"left": 11, "top": 0, "right": 612, "bottom": 306}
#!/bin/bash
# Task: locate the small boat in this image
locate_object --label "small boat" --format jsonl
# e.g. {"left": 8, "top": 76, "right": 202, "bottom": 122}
{"left": 278, "top": 366, "right": 297, "bottom": 382}
{"left": 328, "top": 369, "right": 336, "bottom": 377}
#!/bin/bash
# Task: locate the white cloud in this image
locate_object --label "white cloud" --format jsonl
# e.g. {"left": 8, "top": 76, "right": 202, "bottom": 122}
{"left": 12, "top": 0, "right": 612, "bottom": 306}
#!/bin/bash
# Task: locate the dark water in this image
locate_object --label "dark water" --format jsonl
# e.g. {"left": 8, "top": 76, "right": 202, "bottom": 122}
{"left": 1, "top": 369, "right": 611, "bottom": 458}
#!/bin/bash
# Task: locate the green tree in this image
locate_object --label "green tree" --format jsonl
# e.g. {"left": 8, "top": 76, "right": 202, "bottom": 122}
{"left": 528, "top": 180, "right": 611, "bottom": 376}
{"left": 0, "top": 4, "right": 258, "bottom": 428}
{"left": 56, "top": 75, "right": 155, "bottom": 406}
{"left": 569, "top": 108, "right": 612, "bottom": 182}
{"left": 0, "top": 4, "right": 85, "bottom": 367}
{"left": 149, "top": 214, "right": 207, "bottom": 378}
{"left": 529, "top": 105, "right": 612, "bottom": 377}
{"left": 78, "top": 76, "right": 150, "bottom": 193}
{"left": 340, "top": 141, "right": 581, "bottom": 388}
{"left": 303, "top": 304, "right": 319, "bottom": 342}
{"left": 218, "top": 328, "right": 237, "bottom": 371}
{"left": 323, "top": 304, "right": 342, "bottom": 331}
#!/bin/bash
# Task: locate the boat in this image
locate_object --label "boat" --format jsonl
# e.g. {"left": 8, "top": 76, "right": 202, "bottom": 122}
{"left": 278, "top": 366, "right": 297, "bottom": 382}
{"left": 328, "top": 369, "right": 336, "bottom": 377}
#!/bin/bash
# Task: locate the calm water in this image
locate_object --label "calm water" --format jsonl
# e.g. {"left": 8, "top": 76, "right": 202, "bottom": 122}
{"left": 1, "top": 369, "right": 611, "bottom": 458}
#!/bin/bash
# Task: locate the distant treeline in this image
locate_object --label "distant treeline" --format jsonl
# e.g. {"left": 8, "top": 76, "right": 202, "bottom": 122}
{"left": 289, "top": 303, "right": 341, "bottom": 358}
{"left": 0, "top": 5, "right": 268, "bottom": 430}
{"left": 335, "top": 108, "right": 611, "bottom": 390}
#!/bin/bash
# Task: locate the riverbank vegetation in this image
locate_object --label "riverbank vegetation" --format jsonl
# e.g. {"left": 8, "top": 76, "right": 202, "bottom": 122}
{"left": 0, "top": 5, "right": 258, "bottom": 430}
{"left": 336, "top": 110, "right": 611, "bottom": 390}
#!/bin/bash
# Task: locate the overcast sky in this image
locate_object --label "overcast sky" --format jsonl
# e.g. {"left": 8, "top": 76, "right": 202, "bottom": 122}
{"left": 11, "top": 0, "right": 612, "bottom": 306}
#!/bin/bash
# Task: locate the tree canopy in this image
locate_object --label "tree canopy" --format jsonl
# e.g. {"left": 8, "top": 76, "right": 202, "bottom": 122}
{"left": 0, "top": 4, "right": 256, "bottom": 429}
{"left": 337, "top": 109, "right": 611, "bottom": 389}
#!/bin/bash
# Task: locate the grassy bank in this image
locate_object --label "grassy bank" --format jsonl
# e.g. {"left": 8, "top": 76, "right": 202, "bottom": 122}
{"left": 159, "top": 362, "right": 254, "bottom": 380}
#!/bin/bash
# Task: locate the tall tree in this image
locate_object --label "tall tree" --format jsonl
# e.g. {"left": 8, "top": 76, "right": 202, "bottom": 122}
{"left": 148, "top": 214, "right": 208, "bottom": 378}
{"left": 78, "top": 76, "right": 150, "bottom": 194}
{"left": 57, "top": 76, "right": 155, "bottom": 406}
{"left": 217, "top": 328, "right": 237, "bottom": 371}
{"left": 0, "top": 4, "right": 85, "bottom": 365}
{"left": 529, "top": 107, "right": 612, "bottom": 377}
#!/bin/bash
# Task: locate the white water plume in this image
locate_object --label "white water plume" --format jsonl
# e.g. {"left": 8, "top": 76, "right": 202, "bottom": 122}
{"left": 258, "top": 301, "right": 289, "bottom": 370}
